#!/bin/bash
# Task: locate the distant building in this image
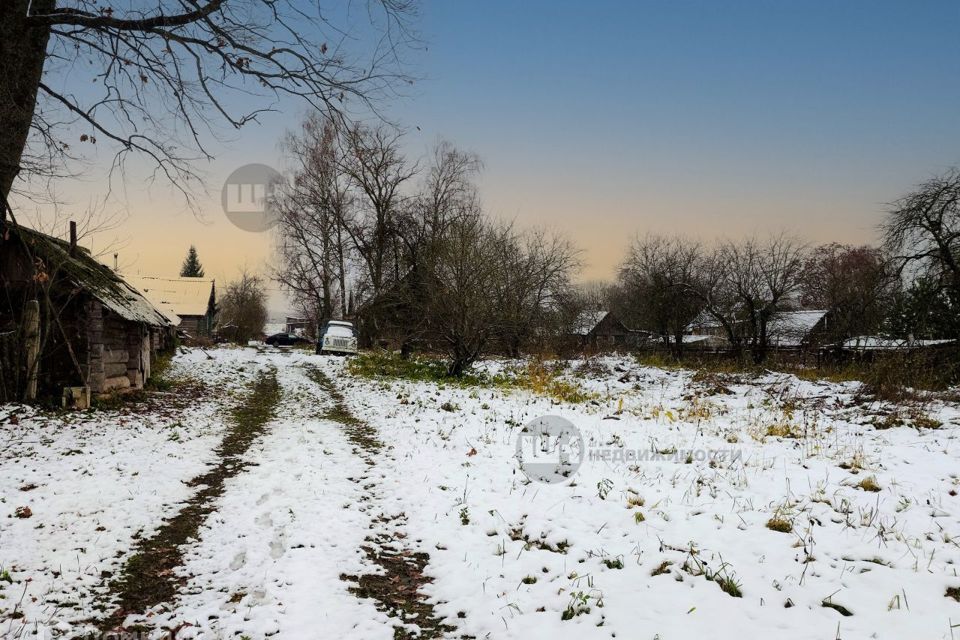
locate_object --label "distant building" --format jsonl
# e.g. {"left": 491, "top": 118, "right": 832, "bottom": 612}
{"left": 0, "top": 224, "right": 175, "bottom": 403}
{"left": 767, "top": 310, "right": 829, "bottom": 349}
{"left": 685, "top": 312, "right": 730, "bottom": 338}
{"left": 571, "top": 310, "right": 642, "bottom": 348}
{"left": 685, "top": 309, "right": 831, "bottom": 350}
{"left": 285, "top": 316, "right": 313, "bottom": 336}
{"left": 127, "top": 275, "right": 217, "bottom": 338}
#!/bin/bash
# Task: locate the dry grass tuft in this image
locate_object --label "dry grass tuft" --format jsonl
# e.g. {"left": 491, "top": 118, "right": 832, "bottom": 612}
{"left": 765, "top": 517, "right": 793, "bottom": 533}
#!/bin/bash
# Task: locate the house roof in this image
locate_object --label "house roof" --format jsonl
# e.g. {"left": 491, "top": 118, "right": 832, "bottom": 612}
{"left": 687, "top": 311, "right": 723, "bottom": 330}
{"left": 126, "top": 275, "right": 215, "bottom": 318}
{"left": 2, "top": 224, "right": 173, "bottom": 327}
{"left": 767, "top": 310, "right": 828, "bottom": 346}
{"left": 573, "top": 310, "right": 609, "bottom": 336}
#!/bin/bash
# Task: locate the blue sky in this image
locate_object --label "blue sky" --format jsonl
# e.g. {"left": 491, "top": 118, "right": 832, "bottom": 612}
{"left": 33, "top": 0, "right": 960, "bottom": 288}
{"left": 386, "top": 1, "right": 959, "bottom": 277}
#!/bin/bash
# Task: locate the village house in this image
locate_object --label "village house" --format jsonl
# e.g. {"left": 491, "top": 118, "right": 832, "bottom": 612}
{"left": 766, "top": 310, "right": 830, "bottom": 349}
{"left": 684, "top": 309, "right": 830, "bottom": 351}
{"left": 571, "top": 310, "right": 645, "bottom": 349}
{"left": 127, "top": 275, "right": 217, "bottom": 339}
{"left": 0, "top": 222, "right": 176, "bottom": 405}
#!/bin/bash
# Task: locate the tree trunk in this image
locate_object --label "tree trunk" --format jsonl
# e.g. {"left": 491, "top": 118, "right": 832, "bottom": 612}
{"left": 23, "top": 299, "right": 41, "bottom": 401}
{"left": 0, "top": 0, "right": 53, "bottom": 198}
{"left": 336, "top": 220, "right": 347, "bottom": 318}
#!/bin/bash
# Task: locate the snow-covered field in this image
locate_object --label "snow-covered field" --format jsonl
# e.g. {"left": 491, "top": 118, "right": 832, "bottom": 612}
{"left": 2, "top": 347, "right": 959, "bottom": 639}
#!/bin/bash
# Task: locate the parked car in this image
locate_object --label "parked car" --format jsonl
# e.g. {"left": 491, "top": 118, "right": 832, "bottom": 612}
{"left": 317, "top": 320, "right": 358, "bottom": 355}
{"left": 265, "top": 332, "right": 309, "bottom": 347}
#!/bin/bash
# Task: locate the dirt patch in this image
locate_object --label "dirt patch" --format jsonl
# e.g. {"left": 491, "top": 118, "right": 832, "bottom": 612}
{"left": 341, "top": 519, "right": 457, "bottom": 640}
{"left": 96, "top": 369, "right": 280, "bottom": 632}
{"left": 307, "top": 367, "right": 382, "bottom": 456}
{"left": 307, "top": 366, "right": 463, "bottom": 639}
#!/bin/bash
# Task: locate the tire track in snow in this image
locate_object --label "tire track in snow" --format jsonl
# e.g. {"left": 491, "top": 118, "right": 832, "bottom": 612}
{"left": 95, "top": 368, "right": 280, "bottom": 633}
{"left": 305, "top": 366, "right": 467, "bottom": 640}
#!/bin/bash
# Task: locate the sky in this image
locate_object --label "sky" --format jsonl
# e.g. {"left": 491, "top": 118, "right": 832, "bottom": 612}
{"left": 20, "top": 0, "right": 960, "bottom": 313}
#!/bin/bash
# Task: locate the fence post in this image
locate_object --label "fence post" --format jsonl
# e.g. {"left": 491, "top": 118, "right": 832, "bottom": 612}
{"left": 23, "top": 299, "right": 40, "bottom": 401}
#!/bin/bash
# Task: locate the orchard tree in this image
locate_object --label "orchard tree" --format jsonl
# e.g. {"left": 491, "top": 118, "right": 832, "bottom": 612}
{"left": 0, "top": 0, "right": 416, "bottom": 202}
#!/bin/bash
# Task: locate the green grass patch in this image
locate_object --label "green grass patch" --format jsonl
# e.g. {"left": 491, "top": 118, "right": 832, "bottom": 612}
{"left": 348, "top": 351, "right": 505, "bottom": 387}
{"left": 348, "top": 351, "right": 596, "bottom": 403}
{"left": 145, "top": 352, "right": 176, "bottom": 391}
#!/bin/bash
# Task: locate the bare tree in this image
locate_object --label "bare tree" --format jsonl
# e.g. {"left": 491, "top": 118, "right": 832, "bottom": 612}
{"left": 496, "top": 228, "right": 580, "bottom": 357}
{"left": 337, "top": 123, "right": 418, "bottom": 308}
{"left": 387, "top": 140, "right": 482, "bottom": 355}
{"left": 694, "top": 236, "right": 806, "bottom": 362}
{"left": 617, "top": 234, "right": 702, "bottom": 354}
{"left": 219, "top": 270, "right": 268, "bottom": 344}
{"left": 273, "top": 114, "right": 351, "bottom": 329}
{"left": 799, "top": 243, "right": 891, "bottom": 341}
{"left": 882, "top": 168, "right": 960, "bottom": 336}
{"left": 1, "top": 0, "right": 417, "bottom": 201}
{"left": 421, "top": 213, "right": 507, "bottom": 376}
{"left": 574, "top": 281, "right": 615, "bottom": 312}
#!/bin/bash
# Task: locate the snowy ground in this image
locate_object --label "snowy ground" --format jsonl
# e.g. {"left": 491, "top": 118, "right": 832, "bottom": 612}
{"left": 2, "top": 347, "right": 959, "bottom": 639}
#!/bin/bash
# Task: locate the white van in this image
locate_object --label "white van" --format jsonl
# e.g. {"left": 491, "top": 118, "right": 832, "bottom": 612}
{"left": 317, "top": 320, "right": 358, "bottom": 355}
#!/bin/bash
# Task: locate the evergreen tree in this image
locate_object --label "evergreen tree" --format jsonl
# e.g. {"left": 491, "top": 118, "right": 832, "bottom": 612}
{"left": 180, "top": 246, "right": 205, "bottom": 278}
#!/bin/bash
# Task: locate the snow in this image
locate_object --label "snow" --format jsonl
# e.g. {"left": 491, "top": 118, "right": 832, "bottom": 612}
{"left": 263, "top": 322, "right": 286, "bottom": 336}
{"left": 126, "top": 275, "right": 215, "bottom": 319}
{"left": 841, "top": 336, "right": 956, "bottom": 351}
{"left": 0, "top": 349, "right": 260, "bottom": 635}
{"left": 2, "top": 348, "right": 959, "bottom": 639}
{"left": 767, "top": 309, "right": 827, "bottom": 347}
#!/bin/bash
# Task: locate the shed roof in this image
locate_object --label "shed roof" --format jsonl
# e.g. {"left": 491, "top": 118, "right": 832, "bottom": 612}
{"left": 768, "top": 310, "right": 828, "bottom": 346}
{"left": 573, "top": 310, "right": 609, "bottom": 336}
{"left": 3, "top": 224, "right": 173, "bottom": 327}
{"left": 126, "top": 275, "right": 215, "bottom": 318}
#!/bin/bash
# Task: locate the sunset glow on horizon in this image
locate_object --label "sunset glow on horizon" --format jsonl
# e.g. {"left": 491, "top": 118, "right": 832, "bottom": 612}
{"left": 20, "top": 0, "right": 960, "bottom": 312}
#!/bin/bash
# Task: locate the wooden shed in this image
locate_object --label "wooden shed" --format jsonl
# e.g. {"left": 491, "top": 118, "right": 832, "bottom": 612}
{"left": 0, "top": 222, "right": 176, "bottom": 404}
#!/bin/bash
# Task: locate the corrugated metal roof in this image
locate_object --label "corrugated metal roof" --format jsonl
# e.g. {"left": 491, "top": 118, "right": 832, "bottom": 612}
{"left": 126, "top": 275, "right": 214, "bottom": 318}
